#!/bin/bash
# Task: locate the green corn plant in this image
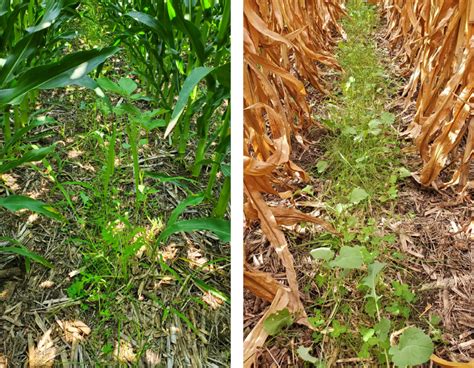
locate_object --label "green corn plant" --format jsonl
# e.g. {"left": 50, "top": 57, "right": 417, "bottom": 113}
{"left": 0, "top": 0, "right": 119, "bottom": 218}
{"left": 89, "top": 0, "right": 231, "bottom": 216}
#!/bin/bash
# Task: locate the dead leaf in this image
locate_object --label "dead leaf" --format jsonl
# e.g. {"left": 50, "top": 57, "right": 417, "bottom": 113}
{"left": 244, "top": 287, "right": 290, "bottom": 368}
{"left": 28, "top": 329, "right": 56, "bottom": 368}
{"left": 430, "top": 354, "right": 474, "bottom": 367}
{"left": 202, "top": 291, "right": 224, "bottom": 309}
{"left": 113, "top": 340, "right": 136, "bottom": 363}
{"left": 39, "top": 281, "right": 54, "bottom": 289}
{"left": 145, "top": 349, "right": 161, "bottom": 367}
{"left": 244, "top": 268, "right": 280, "bottom": 302}
{"left": 0, "top": 354, "right": 7, "bottom": 368}
{"left": 57, "top": 320, "right": 91, "bottom": 343}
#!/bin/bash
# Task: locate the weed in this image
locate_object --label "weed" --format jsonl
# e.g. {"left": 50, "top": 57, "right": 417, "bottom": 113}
{"left": 296, "top": 1, "right": 436, "bottom": 366}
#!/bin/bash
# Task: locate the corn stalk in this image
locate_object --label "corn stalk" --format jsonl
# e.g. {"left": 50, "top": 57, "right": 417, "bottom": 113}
{"left": 382, "top": 0, "right": 474, "bottom": 193}
{"left": 243, "top": 0, "right": 344, "bottom": 365}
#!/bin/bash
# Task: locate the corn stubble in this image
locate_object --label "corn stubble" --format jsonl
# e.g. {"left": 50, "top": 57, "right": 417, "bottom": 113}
{"left": 243, "top": 0, "right": 344, "bottom": 365}
{"left": 244, "top": 0, "right": 473, "bottom": 365}
{"left": 383, "top": 0, "right": 474, "bottom": 193}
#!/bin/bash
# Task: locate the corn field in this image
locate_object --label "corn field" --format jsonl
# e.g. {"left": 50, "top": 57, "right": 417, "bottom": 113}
{"left": 244, "top": 0, "right": 473, "bottom": 366}
{"left": 383, "top": 0, "right": 474, "bottom": 192}
{"left": 0, "top": 0, "right": 230, "bottom": 366}
{"left": 0, "top": 0, "right": 473, "bottom": 366}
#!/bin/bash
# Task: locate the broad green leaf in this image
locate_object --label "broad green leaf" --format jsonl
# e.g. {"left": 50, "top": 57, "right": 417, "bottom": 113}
{"left": 141, "top": 119, "right": 166, "bottom": 131}
{"left": 362, "top": 261, "right": 385, "bottom": 299}
{"left": 125, "top": 11, "right": 164, "bottom": 34}
{"left": 164, "top": 66, "right": 214, "bottom": 138}
{"left": 310, "top": 247, "right": 334, "bottom": 262}
{"left": 217, "top": 0, "right": 230, "bottom": 45}
{"left": 368, "top": 119, "right": 382, "bottom": 135}
{"left": 0, "top": 47, "right": 119, "bottom": 106}
{"left": 221, "top": 164, "right": 230, "bottom": 177}
{"left": 316, "top": 160, "right": 329, "bottom": 173}
{"left": 398, "top": 167, "right": 411, "bottom": 178}
{"left": 380, "top": 112, "right": 395, "bottom": 125}
{"left": 329, "top": 246, "right": 364, "bottom": 269}
{"left": 296, "top": 346, "right": 320, "bottom": 364}
{"left": 213, "top": 63, "right": 230, "bottom": 90}
{"left": 96, "top": 77, "right": 123, "bottom": 95}
{"left": 0, "top": 32, "right": 43, "bottom": 85}
{"left": 1, "top": 246, "right": 53, "bottom": 268}
{"left": 263, "top": 308, "right": 293, "bottom": 336}
{"left": 349, "top": 187, "right": 369, "bottom": 204}
{"left": 158, "top": 218, "right": 230, "bottom": 243}
{"left": 362, "top": 261, "right": 385, "bottom": 292}
{"left": 125, "top": 11, "right": 170, "bottom": 46}
{"left": 118, "top": 77, "right": 138, "bottom": 95}
{"left": 389, "top": 327, "right": 434, "bottom": 367}
{"left": 126, "top": 11, "right": 160, "bottom": 30}
{"left": 114, "top": 102, "right": 140, "bottom": 117}
{"left": 167, "top": 194, "right": 205, "bottom": 226}
{"left": 0, "top": 195, "right": 62, "bottom": 220}
{"left": 0, "top": 145, "right": 55, "bottom": 174}
{"left": 374, "top": 318, "right": 391, "bottom": 341}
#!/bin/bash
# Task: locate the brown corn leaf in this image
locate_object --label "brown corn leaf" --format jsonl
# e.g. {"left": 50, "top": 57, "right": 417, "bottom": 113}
{"left": 383, "top": 0, "right": 474, "bottom": 192}
{"left": 270, "top": 206, "right": 339, "bottom": 235}
{"left": 430, "top": 354, "right": 474, "bottom": 367}
{"left": 244, "top": 287, "right": 290, "bottom": 368}
{"left": 244, "top": 267, "right": 281, "bottom": 302}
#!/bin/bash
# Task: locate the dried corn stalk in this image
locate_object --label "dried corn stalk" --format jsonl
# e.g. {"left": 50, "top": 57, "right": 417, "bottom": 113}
{"left": 243, "top": 0, "right": 343, "bottom": 365}
{"left": 383, "top": 0, "right": 474, "bottom": 192}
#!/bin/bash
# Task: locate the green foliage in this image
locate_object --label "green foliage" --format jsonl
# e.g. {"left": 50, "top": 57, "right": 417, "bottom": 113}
{"left": 349, "top": 187, "right": 369, "bottom": 204}
{"left": 301, "top": 2, "right": 435, "bottom": 366}
{"left": 313, "top": 0, "right": 401, "bottom": 207}
{"left": 89, "top": 0, "right": 230, "bottom": 215}
{"left": 296, "top": 346, "right": 323, "bottom": 366}
{"left": 0, "top": 195, "right": 62, "bottom": 220}
{"left": 389, "top": 327, "right": 434, "bottom": 367}
{"left": 0, "top": 0, "right": 117, "bottom": 225}
{"left": 263, "top": 308, "right": 294, "bottom": 336}
{"left": 362, "top": 262, "right": 385, "bottom": 301}
{"left": 158, "top": 218, "right": 231, "bottom": 244}
{"left": 310, "top": 247, "right": 334, "bottom": 262}
{"left": 0, "top": 237, "right": 53, "bottom": 269}
{"left": 329, "top": 246, "right": 365, "bottom": 269}
{"left": 164, "top": 66, "right": 215, "bottom": 138}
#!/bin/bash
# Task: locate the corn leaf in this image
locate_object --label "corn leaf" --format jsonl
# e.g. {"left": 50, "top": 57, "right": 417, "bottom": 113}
{"left": 0, "top": 195, "right": 62, "bottom": 220}
{"left": 0, "top": 46, "right": 119, "bottom": 106}
{"left": 164, "top": 66, "right": 214, "bottom": 138}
